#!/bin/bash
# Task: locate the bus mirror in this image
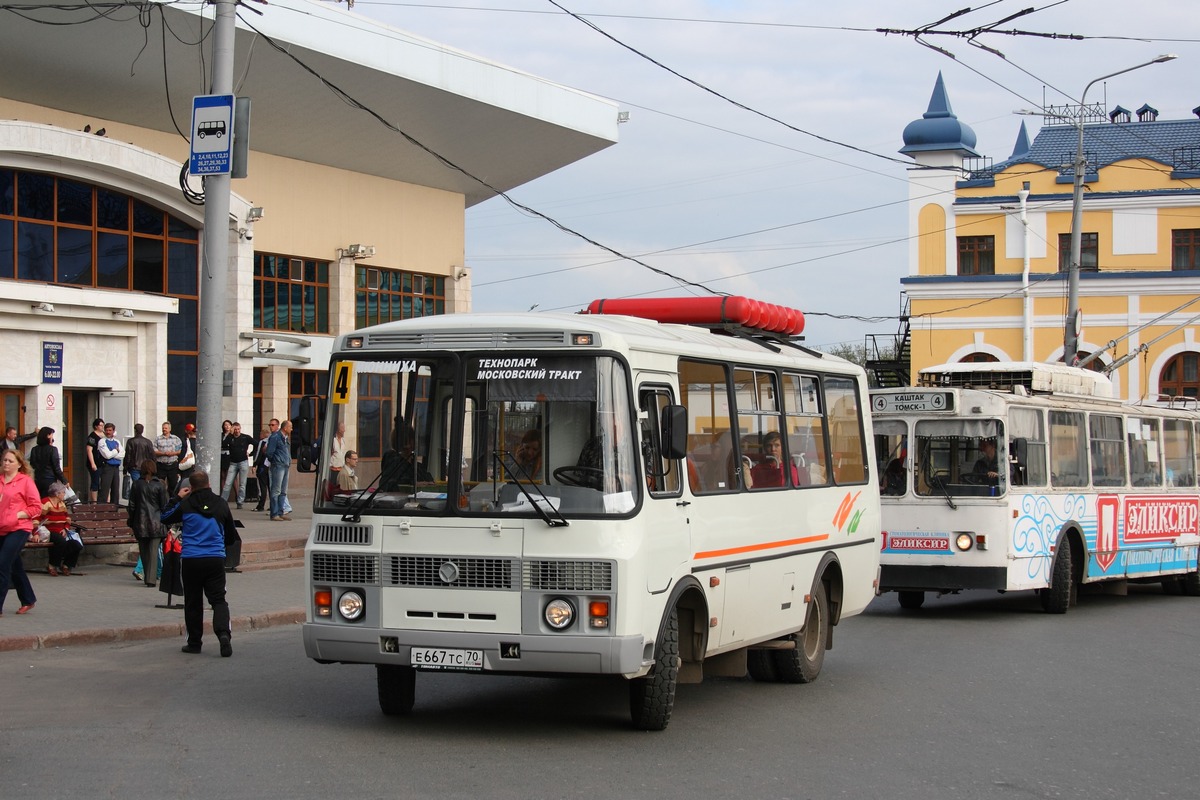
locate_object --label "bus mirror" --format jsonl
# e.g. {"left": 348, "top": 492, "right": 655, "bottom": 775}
{"left": 661, "top": 405, "right": 688, "bottom": 460}
{"left": 295, "top": 394, "right": 317, "bottom": 445}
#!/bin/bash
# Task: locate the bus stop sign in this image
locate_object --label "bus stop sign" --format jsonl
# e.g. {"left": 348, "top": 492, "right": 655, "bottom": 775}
{"left": 189, "top": 94, "right": 234, "bottom": 175}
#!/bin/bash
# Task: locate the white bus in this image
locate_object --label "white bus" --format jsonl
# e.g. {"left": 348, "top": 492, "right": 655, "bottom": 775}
{"left": 302, "top": 297, "right": 881, "bottom": 729}
{"left": 871, "top": 362, "right": 1200, "bottom": 613}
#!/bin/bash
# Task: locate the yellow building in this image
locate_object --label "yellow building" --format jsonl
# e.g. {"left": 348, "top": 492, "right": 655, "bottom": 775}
{"left": 898, "top": 73, "right": 1200, "bottom": 401}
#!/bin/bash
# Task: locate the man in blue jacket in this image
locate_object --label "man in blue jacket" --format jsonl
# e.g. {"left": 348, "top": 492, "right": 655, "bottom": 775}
{"left": 267, "top": 419, "right": 293, "bottom": 521}
{"left": 161, "top": 469, "right": 236, "bottom": 657}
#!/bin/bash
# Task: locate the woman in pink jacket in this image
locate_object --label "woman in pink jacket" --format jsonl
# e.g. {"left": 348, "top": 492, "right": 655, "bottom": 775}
{"left": 0, "top": 449, "right": 41, "bottom": 614}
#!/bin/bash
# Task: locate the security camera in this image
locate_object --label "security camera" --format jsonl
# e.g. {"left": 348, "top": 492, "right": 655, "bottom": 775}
{"left": 244, "top": 228, "right": 253, "bottom": 241}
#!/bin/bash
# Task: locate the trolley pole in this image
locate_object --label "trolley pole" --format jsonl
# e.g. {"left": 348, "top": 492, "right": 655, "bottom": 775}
{"left": 1063, "top": 55, "right": 1176, "bottom": 366}
{"left": 196, "top": 0, "right": 238, "bottom": 473}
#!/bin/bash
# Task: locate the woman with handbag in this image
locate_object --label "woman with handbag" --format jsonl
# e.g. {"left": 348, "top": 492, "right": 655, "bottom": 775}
{"left": 0, "top": 449, "right": 41, "bottom": 614}
{"left": 127, "top": 459, "right": 169, "bottom": 588}
{"left": 178, "top": 424, "right": 198, "bottom": 485}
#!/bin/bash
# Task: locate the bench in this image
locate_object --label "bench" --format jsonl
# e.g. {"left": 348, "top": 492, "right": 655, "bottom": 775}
{"left": 24, "top": 503, "right": 137, "bottom": 549}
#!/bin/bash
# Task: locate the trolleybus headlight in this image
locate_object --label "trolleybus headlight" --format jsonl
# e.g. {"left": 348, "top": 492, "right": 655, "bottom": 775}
{"left": 955, "top": 533, "right": 974, "bottom": 551}
{"left": 544, "top": 598, "right": 575, "bottom": 630}
{"left": 338, "top": 590, "right": 365, "bottom": 621}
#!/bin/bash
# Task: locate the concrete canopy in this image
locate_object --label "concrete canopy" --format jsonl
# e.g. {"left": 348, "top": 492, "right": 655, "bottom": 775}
{"left": 0, "top": 0, "right": 619, "bottom": 207}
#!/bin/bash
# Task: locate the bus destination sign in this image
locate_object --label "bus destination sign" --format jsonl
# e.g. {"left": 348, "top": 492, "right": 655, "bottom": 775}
{"left": 872, "top": 392, "right": 953, "bottom": 414}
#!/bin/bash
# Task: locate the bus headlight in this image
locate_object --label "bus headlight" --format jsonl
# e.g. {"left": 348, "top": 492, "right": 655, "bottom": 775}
{"left": 955, "top": 533, "right": 974, "bottom": 552}
{"left": 338, "top": 590, "right": 365, "bottom": 621}
{"left": 544, "top": 598, "right": 575, "bottom": 630}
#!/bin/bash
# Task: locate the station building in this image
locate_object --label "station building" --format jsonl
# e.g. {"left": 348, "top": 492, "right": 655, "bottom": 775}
{"left": 0, "top": 0, "right": 617, "bottom": 486}
{"left": 898, "top": 73, "right": 1200, "bottom": 401}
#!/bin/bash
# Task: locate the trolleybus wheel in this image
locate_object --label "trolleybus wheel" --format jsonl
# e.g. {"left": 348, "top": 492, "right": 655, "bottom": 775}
{"left": 377, "top": 664, "right": 415, "bottom": 716}
{"left": 1162, "top": 577, "right": 1184, "bottom": 595}
{"left": 629, "top": 605, "right": 679, "bottom": 731}
{"left": 1040, "top": 539, "right": 1074, "bottom": 614}
{"left": 897, "top": 590, "right": 925, "bottom": 610}
{"left": 773, "top": 581, "right": 828, "bottom": 684}
{"left": 747, "top": 649, "right": 779, "bottom": 682}
{"left": 1182, "top": 571, "right": 1200, "bottom": 597}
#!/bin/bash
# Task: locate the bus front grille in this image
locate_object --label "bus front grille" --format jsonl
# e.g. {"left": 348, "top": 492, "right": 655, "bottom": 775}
{"left": 388, "top": 556, "right": 518, "bottom": 590}
{"left": 523, "top": 560, "right": 614, "bottom": 591}
{"left": 311, "top": 553, "right": 380, "bottom": 585}
{"left": 313, "top": 523, "right": 372, "bottom": 546}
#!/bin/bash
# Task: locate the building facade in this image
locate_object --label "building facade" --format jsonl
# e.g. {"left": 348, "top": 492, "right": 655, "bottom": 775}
{"left": 0, "top": 1, "right": 617, "bottom": 487}
{"left": 899, "top": 73, "right": 1200, "bottom": 401}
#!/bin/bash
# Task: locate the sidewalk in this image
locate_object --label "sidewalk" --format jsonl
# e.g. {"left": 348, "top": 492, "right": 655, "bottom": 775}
{"left": 0, "top": 474, "right": 316, "bottom": 652}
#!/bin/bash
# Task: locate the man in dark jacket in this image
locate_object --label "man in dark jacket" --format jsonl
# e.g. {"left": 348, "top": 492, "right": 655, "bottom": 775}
{"left": 161, "top": 469, "right": 236, "bottom": 657}
{"left": 123, "top": 423, "right": 156, "bottom": 496}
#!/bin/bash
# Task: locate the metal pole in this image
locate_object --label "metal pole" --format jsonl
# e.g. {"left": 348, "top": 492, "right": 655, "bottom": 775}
{"left": 197, "top": 0, "right": 237, "bottom": 475}
{"left": 1018, "top": 182, "right": 1030, "bottom": 361}
{"left": 1064, "top": 55, "right": 1177, "bottom": 366}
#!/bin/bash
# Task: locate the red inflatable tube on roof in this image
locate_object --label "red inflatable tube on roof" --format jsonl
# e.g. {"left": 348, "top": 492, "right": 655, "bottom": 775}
{"left": 585, "top": 296, "right": 805, "bottom": 336}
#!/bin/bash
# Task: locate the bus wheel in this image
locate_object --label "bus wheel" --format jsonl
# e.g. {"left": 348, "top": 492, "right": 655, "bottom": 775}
{"left": 897, "top": 591, "right": 925, "bottom": 610}
{"left": 377, "top": 664, "right": 415, "bottom": 716}
{"left": 773, "top": 582, "right": 828, "bottom": 684}
{"left": 1040, "top": 540, "right": 1074, "bottom": 614}
{"left": 747, "top": 649, "right": 779, "bottom": 682}
{"left": 1162, "top": 577, "right": 1184, "bottom": 596}
{"left": 629, "top": 606, "right": 680, "bottom": 731}
{"left": 1182, "top": 572, "right": 1200, "bottom": 597}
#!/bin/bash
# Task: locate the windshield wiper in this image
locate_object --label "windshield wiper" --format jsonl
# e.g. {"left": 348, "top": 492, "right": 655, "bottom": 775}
{"left": 340, "top": 454, "right": 409, "bottom": 523}
{"left": 493, "top": 451, "right": 569, "bottom": 528}
{"left": 930, "top": 474, "right": 958, "bottom": 510}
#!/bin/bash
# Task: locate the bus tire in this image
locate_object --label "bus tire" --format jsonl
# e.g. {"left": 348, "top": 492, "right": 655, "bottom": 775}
{"left": 747, "top": 649, "right": 779, "bottom": 682}
{"left": 897, "top": 590, "right": 925, "bottom": 610}
{"left": 629, "top": 605, "right": 680, "bottom": 731}
{"left": 1041, "top": 539, "right": 1074, "bottom": 614}
{"left": 376, "top": 664, "right": 415, "bottom": 716}
{"left": 1182, "top": 571, "right": 1200, "bottom": 597}
{"left": 1162, "top": 577, "right": 1184, "bottom": 596}
{"left": 773, "top": 581, "right": 828, "bottom": 684}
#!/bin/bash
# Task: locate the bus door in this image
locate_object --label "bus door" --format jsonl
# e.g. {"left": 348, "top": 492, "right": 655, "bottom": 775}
{"left": 639, "top": 381, "right": 690, "bottom": 594}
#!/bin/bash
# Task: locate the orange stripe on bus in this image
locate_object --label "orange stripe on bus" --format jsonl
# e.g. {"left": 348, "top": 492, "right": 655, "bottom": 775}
{"left": 694, "top": 534, "right": 830, "bottom": 560}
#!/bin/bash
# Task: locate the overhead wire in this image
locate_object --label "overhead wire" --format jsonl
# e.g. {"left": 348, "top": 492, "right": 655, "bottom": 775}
{"left": 234, "top": 9, "right": 721, "bottom": 296}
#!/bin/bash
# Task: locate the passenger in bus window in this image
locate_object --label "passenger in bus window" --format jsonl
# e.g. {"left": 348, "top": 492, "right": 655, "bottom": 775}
{"left": 973, "top": 438, "right": 1000, "bottom": 484}
{"left": 751, "top": 430, "right": 798, "bottom": 488}
{"left": 379, "top": 423, "right": 432, "bottom": 490}
{"left": 512, "top": 429, "right": 542, "bottom": 480}
{"left": 881, "top": 458, "right": 906, "bottom": 495}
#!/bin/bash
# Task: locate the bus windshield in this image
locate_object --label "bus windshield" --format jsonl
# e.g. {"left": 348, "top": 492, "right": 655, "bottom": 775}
{"left": 914, "top": 418, "right": 1005, "bottom": 497}
{"left": 316, "top": 352, "right": 639, "bottom": 518}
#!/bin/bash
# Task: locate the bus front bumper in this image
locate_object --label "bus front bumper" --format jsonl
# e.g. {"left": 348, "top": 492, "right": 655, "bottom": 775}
{"left": 303, "top": 623, "right": 649, "bottom": 677}
{"left": 880, "top": 564, "right": 1008, "bottom": 592}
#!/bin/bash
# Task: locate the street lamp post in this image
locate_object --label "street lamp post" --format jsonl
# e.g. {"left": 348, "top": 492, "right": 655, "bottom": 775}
{"left": 1062, "top": 54, "right": 1177, "bottom": 365}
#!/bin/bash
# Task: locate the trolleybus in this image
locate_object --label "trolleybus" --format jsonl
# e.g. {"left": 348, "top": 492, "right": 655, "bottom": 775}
{"left": 302, "top": 296, "right": 881, "bottom": 729}
{"left": 871, "top": 361, "right": 1200, "bottom": 612}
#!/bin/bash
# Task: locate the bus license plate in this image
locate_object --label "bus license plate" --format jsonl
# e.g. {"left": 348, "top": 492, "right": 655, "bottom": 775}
{"left": 410, "top": 647, "right": 484, "bottom": 671}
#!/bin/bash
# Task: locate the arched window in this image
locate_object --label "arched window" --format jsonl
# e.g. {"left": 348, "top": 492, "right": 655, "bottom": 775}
{"left": 959, "top": 352, "right": 999, "bottom": 363}
{"left": 1160, "top": 353, "right": 1200, "bottom": 399}
{"left": 0, "top": 167, "right": 199, "bottom": 417}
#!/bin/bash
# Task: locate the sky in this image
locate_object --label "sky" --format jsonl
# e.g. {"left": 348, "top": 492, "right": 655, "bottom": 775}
{"left": 344, "top": 1, "right": 1199, "bottom": 352}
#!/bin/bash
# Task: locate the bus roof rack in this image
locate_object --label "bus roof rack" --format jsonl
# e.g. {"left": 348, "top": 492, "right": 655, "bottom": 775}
{"left": 918, "top": 361, "right": 1114, "bottom": 398}
{"left": 585, "top": 296, "right": 805, "bottom": 337}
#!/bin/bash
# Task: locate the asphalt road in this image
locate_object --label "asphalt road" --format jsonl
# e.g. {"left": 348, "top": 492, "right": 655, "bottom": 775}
{"left": 2, "top": 586, "right": 1197, "bottom": 800}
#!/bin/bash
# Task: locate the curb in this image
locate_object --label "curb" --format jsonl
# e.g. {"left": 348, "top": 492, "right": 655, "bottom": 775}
{"left": 0, "top": 608, "right": 305, "bottom": 652}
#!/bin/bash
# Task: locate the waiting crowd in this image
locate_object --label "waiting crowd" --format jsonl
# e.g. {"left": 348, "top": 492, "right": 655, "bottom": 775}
{"left": 0, "top": 415, "right": 308, "bottom": 655}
